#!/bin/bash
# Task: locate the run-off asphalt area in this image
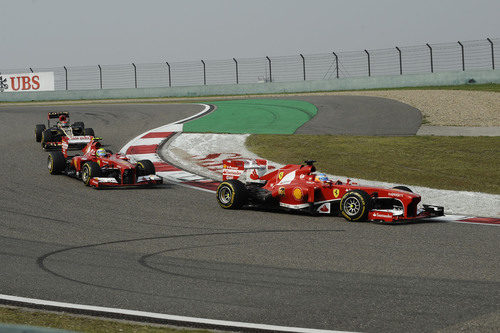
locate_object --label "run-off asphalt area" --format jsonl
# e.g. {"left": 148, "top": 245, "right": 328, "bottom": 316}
{"left": 0, "top": 103, "right": 498, "bottom": 333}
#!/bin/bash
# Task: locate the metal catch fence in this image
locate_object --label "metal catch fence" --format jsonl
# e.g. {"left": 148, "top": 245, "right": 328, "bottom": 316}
{"left": 1, "top": 38, "right": 497, "bottom": 91}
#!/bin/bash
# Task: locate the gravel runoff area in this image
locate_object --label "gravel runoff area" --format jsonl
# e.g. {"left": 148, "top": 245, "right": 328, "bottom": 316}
{"left": 163, "top": 133, "right": 500, "bottom": 218}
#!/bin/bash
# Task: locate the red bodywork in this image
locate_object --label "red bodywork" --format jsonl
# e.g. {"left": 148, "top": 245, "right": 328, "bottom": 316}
{"left": 222, "top": 159, "right": 444, "bottom": 223}
{"left": 62, "top": 137, "right": 162, "bottom": 188}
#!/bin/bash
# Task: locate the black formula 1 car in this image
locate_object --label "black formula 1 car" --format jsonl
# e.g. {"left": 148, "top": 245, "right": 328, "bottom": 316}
{"left": 35, "top": 112, "right": 95, "bottom": 149}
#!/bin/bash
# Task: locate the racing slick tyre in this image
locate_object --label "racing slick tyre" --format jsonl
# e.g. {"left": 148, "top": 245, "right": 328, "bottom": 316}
{"left": 41, "top": 129, "right": 54, "bottom": 148}
{"left": 72, "top": 122, "right": 85, "bottom": 135}
{"left": 47, "top": 151, "right": 66, "bottom": 175}
{"left": 73, "top": 121, "right": 84, "bottom": 128}
{"left": 392, "top": 185, "right": 413, "bottom": 193}
{"left": 81, "top": 161, "right": 102, "bottom": 186}
{"left": 216, "top": 179, "right": 248, "bottom": 209}
{"left": 84, "top": 128, "right": 95, "bottom": 136}
{"left": 35, "top": 124, "right": 46, "bottom": 142}
{"left": 340, "top": 190, "right": 372, "bottom": 222}
{"left": 136, "top": 160, "right": 155, "bottom": 176}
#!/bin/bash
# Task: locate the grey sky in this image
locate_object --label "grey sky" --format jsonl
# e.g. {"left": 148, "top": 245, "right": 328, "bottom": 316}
{"left": 1, "top": 0, "right": 499, "bottom": 69}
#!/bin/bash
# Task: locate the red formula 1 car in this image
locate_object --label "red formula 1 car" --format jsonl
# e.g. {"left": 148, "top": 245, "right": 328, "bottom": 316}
{"left": 216, "top": 159, "right": 444, "bottom": 223}
{"left": 46, "top": 137, "right": 162, "bottom": 188}
{"left": 35, "top": 112, "right": 95, "bottom": 149}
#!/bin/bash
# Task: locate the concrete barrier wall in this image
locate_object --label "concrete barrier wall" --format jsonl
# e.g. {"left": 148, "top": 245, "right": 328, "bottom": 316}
{"left": 1, "top": 69, "right": 499, "bottom": 102}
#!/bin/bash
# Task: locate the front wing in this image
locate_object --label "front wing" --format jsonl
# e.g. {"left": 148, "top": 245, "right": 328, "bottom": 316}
{"left": 368, "top": 204, "right": 445, "bottom": 223}
{"left": 88, "top": 175, "right": 163, "bottom": 188}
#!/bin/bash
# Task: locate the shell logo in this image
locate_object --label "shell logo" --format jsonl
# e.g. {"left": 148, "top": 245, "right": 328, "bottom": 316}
{"left": 333, "top": 189, "right": 340, "bottom": 198}
{"left": 278, "top": 171, "right": 284, "bottom": 180}
{"left": 292, "top": 187, "right": 303, "bottom": 201}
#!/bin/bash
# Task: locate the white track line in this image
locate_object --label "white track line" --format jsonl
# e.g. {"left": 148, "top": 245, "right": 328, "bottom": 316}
{"left": 0, "top": 294, "right": 352, "bottom": 333}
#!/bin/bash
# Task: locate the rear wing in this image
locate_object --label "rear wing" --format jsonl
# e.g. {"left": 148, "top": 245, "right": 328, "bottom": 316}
{"left": 61, "top": 135, "right": 94, "bottom": 157}
{"left": 47, "top": 111, "right": 70, "bottom": 127}
{"left": 48, "top": 111, "right": 69, "bottom": 119}
{"left": 222, "top": 158, "right": 271, "bottom": 183}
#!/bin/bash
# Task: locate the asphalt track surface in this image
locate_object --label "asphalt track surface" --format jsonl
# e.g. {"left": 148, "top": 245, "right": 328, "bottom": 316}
{"left": 295, "top": 95, "right": 422, "bottom": 135}
{"left": 0, "top": 99, "right": 498, "bottom": 333}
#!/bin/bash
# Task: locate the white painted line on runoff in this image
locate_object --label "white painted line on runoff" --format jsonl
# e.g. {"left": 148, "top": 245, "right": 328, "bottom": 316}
{"left": 172, "top": 103, "right": 213, "bottom": 124}
{"left": 0, "top": 294, "right": 351, "bottom": 333}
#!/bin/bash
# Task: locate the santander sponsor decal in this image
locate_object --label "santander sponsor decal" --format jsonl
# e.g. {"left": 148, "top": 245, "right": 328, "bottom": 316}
{"left": 0, "top": 72, "right": 55, "bottom": 92}
{"left": 372, "top": 212, "right": 393, "bottom": 219}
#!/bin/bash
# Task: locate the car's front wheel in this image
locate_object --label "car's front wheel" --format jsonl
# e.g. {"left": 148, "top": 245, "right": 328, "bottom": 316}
{"left": 340, "top": 190, "right": 371, "bottom": 221}
{"left": 35, "top": 124, "right": 46, "bottom": 142}
{"left": 81, "top": 162, "right": 101, "bottom": 186}
{"left": 216, "top": 179, "right": 248, "bottom": 209}
{"left": 136, "top": 160, "right": 156, "bottom": 176}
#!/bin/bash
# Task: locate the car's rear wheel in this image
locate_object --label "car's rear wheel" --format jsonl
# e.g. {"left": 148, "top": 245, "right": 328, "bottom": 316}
{"left": 392, "top": 185, "right": 413, "bottom": 193}
{"left": 340, "top": 190, "right": 372, "bottom": 221}
{"left": 35, "top": 124, "right": 46, "bottom": 142}
{"left": 72, "top": 122, "right": 85, "bottom": 135}
{"left": 81, "top": 161, "right": 101, "bottom": 186}
{"left": 41, "top": 129, "right": 53, "bottom": 148}
{"left": 216, "top": 179, "right": 248, "bottom": 209}
{"left": 136, "top": 159, "right": 155, "bottom": 176}
{"left": 47, "top": 151, "right": 66, "bottom": 174}
{"left": 84, "top": 128, "right": 95, "bottom": 136}
{"left": 73, "top": 121, "right": 84, "bottom": 128}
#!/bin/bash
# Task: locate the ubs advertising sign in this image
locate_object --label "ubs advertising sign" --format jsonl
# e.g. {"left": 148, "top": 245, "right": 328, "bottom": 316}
{"left": 0, "top": 72, "right": 55, "bottom": 92}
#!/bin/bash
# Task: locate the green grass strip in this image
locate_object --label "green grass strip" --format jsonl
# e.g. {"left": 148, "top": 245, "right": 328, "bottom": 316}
{"left": 0, "top": 306, "right": 210, "bottom": 333}
{"left": 246, "top": 135, "right": 500, "bottom": 194}
{"left": 183, "top": 99, "right": 317, "bottom": 134}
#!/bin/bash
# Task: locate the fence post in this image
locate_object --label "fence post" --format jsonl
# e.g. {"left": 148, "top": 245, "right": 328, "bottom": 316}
{"left": 300, "top": 54, "right": 306, "bottom": 81}
{"left": 201, "top": 60, "right": 206, "bottom": 85}
{"left": 63, "top": 66, "right": 68, "bottom": 90}
{"left": 266, "top": 56, "right": 272, "bottom": 82}
{"left": 165, "top": 62, "right": 171, "bottom": 87}
{"left": 458, "top": 41, "right": 465, "bottom": 71}
{"left": 132, "top": 63, "right": 137, "bottom": 88}
{"left": 233, "top": 58, "right": 239, "bottom": 84}
{"left": 487, "top": 38, "right": 495, "bottom": 70}
{"left": 98, "top": 65, "right": 102, "bottom": 89}
{"left": 332, "top": 52, "right": 339, "bottom": 78}
{"left": 29, "top": 68, "right": 33, "bottom": 73}
{"left": 396, "top": 47, "right": 402, "bottom": 75}
{"left": 364, "top": 50, "right": 371, "bottom": 76}
{"left": 426, "top": 43, "right": 434, "bottom": 73}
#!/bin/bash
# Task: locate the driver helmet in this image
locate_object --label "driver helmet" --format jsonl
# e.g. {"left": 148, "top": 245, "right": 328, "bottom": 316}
{"left": 96, "top": 148, "right": 107, "bottom": 157}
{"left": 59, "top": 115, "right": 69, "bottom": 126}
{"left": 315, "top": 173, "right": 329, "bottom": 182}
